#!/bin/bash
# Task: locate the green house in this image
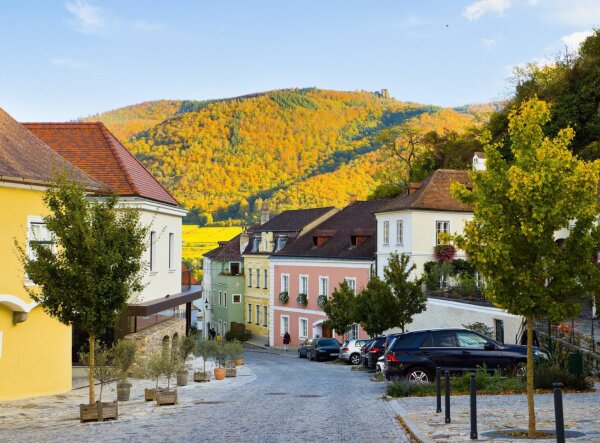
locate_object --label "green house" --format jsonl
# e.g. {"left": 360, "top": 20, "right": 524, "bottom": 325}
{"left": 204, "top": 233, "right": 247, "bottom": 337}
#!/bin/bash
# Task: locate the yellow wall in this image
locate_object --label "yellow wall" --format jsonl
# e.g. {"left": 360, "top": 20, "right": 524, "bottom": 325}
{"left": 0, "top": 185, "right": 72, "bottom": 400}
{"left": 243, "top": 255, "right": 270, "bottom": 338}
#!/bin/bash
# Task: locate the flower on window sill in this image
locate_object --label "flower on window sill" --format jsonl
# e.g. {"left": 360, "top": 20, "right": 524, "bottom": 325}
{"left": 296, "top": 293, "right": 308, "bottom": 307}
{"left": 317, "top": 294, "right": 328, "bottom": 309}
{"left": 434, "top": 244, "right": 457, "bottom": 262}
{"left": 278, "top": 291, "right": 289, "bottom": 304}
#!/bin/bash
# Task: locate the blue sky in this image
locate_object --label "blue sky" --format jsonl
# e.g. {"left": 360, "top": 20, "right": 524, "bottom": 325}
{"left": 1, "top": 0, "right": 599, "bottom": 121}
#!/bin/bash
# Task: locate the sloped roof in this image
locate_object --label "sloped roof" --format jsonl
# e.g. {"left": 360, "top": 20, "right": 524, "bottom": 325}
{"left": 375, "top": 169, "right": 472, "bottom": 213}
{"left": 24, "top": 122, "right": 178, "bottom": 206}
{"left": 205, "top": 234, "right": 244, "bottom": 262}
{"left": 253, "top": 207, "right": 336, "bottom": 232}
{"left": 274, "top": 200, "right": 388, "bottom": 260}
{"left": 0, "top": 108, "right": 102, "bottom": 188}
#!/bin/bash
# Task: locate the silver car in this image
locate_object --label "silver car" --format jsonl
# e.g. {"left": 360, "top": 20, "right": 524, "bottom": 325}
{"left": 340, "top": 339, "right": 371, "bottom": 365}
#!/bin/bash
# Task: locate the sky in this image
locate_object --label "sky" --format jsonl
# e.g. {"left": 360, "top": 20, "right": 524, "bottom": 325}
{"left": 1, "top": 0, "right": 599, "bottom": 121}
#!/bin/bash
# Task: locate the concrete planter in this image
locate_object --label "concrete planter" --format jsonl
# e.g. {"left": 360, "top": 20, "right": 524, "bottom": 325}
{"left": 79, "top": 401, "right": 118, "bottom": 422}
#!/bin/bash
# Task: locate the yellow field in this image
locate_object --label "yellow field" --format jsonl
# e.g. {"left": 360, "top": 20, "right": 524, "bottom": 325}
{"left": 182, "top": 226, "right": 242, "bottom": 262}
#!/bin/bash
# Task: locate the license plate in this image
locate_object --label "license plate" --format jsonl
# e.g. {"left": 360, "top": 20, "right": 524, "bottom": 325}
{"left": 330, "top": 353, "right": 339, "bottom": 357}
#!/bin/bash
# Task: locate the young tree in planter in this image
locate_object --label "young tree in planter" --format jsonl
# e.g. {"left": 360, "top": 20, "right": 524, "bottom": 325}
{"left": 323, "top": 281, "right": 356, "bottom": 341}
{"left": 383, "top": 253, "right": 426, "bottom": 332}
{"left": 17, "top": 179, "right": 147, "bottom": 405}
{"left": 451, "top": 98, "right": 600, "bottom": 437}
{"left": 79, "top": 342, "right": 115, "bottom": 403}
{"left": 195, "top": 337, "right": 215, "bottom": 375}
{"left": 112, "top": 339, "right": 137, "bottom": 400}
{"left": 354, "top": 277, "right": 397, "bottom": 337}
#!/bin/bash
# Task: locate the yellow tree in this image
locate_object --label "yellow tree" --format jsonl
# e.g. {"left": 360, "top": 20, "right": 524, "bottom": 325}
{"left": 452, "top": 98, "right": 600, "bottom": 437}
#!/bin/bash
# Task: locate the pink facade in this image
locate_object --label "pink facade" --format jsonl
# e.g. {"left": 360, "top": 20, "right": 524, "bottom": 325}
{"left": 271, "top": 261, "right": 371, "bottom": 347}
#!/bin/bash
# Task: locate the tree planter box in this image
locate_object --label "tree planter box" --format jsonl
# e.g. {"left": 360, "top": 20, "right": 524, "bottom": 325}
{"left": 145, "top": 388, "right": 162, "bottom": 401}
{"left": 193, "top": 372, "right": 210, "bottom": 382}
{"left": 155, "top": 389, "right": 178, "bottom": 406}
{"left": 117, "top": 383, "right": 131, "bottom": 401}
{"left": 176, "top": 370, "right": 189, "bottom": 386}
{"left": 225, "top": 368, "right": 237, "bottom": 377}
{"left": 79, "top": 401, "right": 118, "bottom": 422}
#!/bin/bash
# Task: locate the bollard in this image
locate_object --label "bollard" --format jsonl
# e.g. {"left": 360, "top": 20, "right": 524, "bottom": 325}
{"left": 444, "top": 370, "right": 451, "bottom": 424}
{"left": 470, "top": 371, "right": 478, "bottom": 440}
{"left": 554, "top": 383, "right": 565, "bottom": 443}
{"left": 436, "top": 367, "right": 442, "bottom": 413}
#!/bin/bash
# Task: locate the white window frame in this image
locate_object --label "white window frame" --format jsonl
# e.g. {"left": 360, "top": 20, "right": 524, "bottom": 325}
{"left": 319, "top": 276, "right": 329, "bottom": 297}
{"left": 345, "top": 277, "right": 357, "bottom": 293}
{"left": 281, "top": 315, "right": 290, "bottom": 335}
{"left": 263, "top": 305, "right": 268, "bottom": 327}
{"left": 383, "top": 220, "right": 389, "bottom": 246}
{"left": 396, "top": 220, "right": 403, "bottom": 245}
{"left": 436, "top": 220, "right": 450, "bottom": 245}
{"left": 168, "top": 232, "right": 175, "bottom": 270}
{"left": 349, "top": 323, "right": 359, "bottom": 340}
{"left": 232, "top": 294, "right": 242, "bottom": 304}
{"left": 150, "top": 231, "right": 157, "bottom": 272}
{"left": 27, "top": 216, "right": 55, "bottom": 260}
{"left": 281, "top": 274, "right": 290, "bottom": 293}
{"left": 256, "top": 304, "right": 261, "bottom": 325}
{"left": 299, "top": 317, "right": 308, "bottom": 339}
{"left": 223, "top": 321, "right": 227, "bottom": 333}
{"left": 218, "top": 319, "right": 222, "bottom": 335}
{"left": 247, "top": 303, "right": 252, "bottom": 324}
{"left": 299, "top": 275, "right": 309, "bottom": 297}
{"left": 219, "top": 291, "right": 223, "bottom": 307}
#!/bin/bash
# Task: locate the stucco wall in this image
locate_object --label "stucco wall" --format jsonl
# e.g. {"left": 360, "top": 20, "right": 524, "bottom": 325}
{"left": 243, "top": 255, "right": 270, "bottom": 338}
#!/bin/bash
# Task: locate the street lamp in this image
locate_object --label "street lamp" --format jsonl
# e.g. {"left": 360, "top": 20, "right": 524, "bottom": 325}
{"left": 204, "top": 299, "right": 212, "bottom": 339}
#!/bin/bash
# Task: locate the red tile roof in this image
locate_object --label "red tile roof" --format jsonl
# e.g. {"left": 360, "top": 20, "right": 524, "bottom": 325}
{"left": 24, "top": 122, "right": 179, "bottom": 206}
{"left": 0, "top": 108, "right": 103, "bottom": 189}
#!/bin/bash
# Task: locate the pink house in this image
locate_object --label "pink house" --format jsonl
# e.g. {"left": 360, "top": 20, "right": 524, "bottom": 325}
{"left": 269, "top": 200, "right": 387, "bottom": 348}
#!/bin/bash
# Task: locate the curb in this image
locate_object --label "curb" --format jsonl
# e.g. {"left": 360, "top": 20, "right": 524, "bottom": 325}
{"left": 388, "top": 399, "right": 435, "bottom": 443}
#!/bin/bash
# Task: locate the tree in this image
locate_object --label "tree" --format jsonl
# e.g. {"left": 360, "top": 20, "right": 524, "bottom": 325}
{"left": 17, "top": 179, "right": 147, "bottom": 405}
{"left": 323, "top": 281, "right": 356, "bottom": 340}
{"left": 451, "top": 98, "right": 600, "bottom": 437}
{"left": 383, "top": 253, "right": 426, "bottom": 332}
{"left": 354, "top": 277, "right": 397, "bottom": 337}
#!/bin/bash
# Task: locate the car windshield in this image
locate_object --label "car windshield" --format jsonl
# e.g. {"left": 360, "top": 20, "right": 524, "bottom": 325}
{"left": 320, "top": 339, "right": 340, "bottom": 347}
{"left": 342, "top": 341, "right": 349, "bottom": 347}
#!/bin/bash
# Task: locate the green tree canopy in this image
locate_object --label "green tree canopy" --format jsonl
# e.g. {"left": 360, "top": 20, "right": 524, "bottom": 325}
{"left": 354, "top": 277, "right": 397, "bottom": 337}
{"left": 323, "top": 280, "right": 356, "bottom": 339}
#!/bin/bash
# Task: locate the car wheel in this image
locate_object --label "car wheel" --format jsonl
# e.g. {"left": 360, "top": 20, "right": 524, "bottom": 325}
{"left": 349, "top": 353, "right": 361, "bottom": 365}
{"left": 515, "top": 362, "right": 527, "bottom": 378}
{"left": 406, "top": 367, "right": 431, "bottom": 384}
{"left": 298, "top": 350, "right": 302, "bottom": 358}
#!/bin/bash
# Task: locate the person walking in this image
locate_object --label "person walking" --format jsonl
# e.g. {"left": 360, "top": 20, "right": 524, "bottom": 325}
{"left": 283, "top": 331, "right": 291, "bottom": 351}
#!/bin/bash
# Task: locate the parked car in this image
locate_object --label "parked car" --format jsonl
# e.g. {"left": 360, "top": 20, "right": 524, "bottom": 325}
{"left": 376, "top": 355, "right": 384, "bottom": 373}
{"left": 384, "top": 328, "right": 549, "bottom": 383}
{"left": 340, "top": 339, "right": 371, "bottom": 365}
{"left": 306, "top": 338, "right": 342, "bottom": 362}
{"left": 362, "top": 336, "right": 387, "bottom": 369}
{"left": 298, "top": 339, "right": 313, "bottom": 358}
{"left": 360, "top": 339, "right": 374, "bottom": 367}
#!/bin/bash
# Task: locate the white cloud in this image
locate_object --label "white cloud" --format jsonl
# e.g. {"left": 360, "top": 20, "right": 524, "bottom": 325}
{"left": 463, "top": 0, "right": 512, "bottom": 21}
{"left": 561, "top": 30, "right": 593, "bottom": 52}
{"left": 546, "top": 0, "right": 600, "bottom": 26}
{"left": 65, "top": 0, "right": 106, "bottom": 35}
{"left": 481, "top": 38, "right": 498, "bottom": 49}
{"left": 50, "top": 57, "right": 86, "bottom": 69}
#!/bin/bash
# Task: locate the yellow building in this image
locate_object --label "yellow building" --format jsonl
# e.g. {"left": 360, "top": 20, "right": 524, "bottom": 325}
{"left": 242, "top": 206, "right": 337, "bottom": 345}
{"left": 0, "top": 108, "right": 102, "bottom": 400}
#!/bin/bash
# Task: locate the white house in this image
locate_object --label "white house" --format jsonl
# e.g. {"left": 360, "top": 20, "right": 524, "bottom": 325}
{"left": 373, "top": 166, "right": 522, "bottom": 344}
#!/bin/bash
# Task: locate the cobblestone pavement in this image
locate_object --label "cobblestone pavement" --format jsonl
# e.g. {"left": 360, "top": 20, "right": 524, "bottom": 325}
{"left": 394, "top": 383, "right": 600, "bottom": 442}
{"left": 0, "top": 346, "right": 409, "bottom": 442}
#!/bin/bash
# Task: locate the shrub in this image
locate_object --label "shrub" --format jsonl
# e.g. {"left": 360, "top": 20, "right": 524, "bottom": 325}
{"left": 178, "top": 335, "right": 197, "bottom": 370}
{"left": 225, "top": 329, "right": 246, "bottom": 342}
{"left": 387, "top": 380, "right": 436, "bottom": 397}
{"left": 278, "top": 291, "right": 289, "bottom": 304}
{"left": 296, "top": 293, "right": 308, "bottom": 307}
{"left": 112, "top": 339, "right": 137, "bottom": 384}
{"left": 534, "top": 363, "right": 593, "bottom": 391}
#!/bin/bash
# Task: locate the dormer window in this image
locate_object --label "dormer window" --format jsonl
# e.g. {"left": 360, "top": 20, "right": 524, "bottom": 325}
{"left": 276, "top": 236, "right": 288, "bottom": 251}
{"left": 251, "top": 237, "right": 260, "bottom": 252}
{"left": 350, "top": 235, "right": 368, "bottom": 247}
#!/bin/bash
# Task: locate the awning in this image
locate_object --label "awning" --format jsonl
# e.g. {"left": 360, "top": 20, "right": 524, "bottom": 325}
{"left": 125, "top": 285, "right": 203, "bottom": 316}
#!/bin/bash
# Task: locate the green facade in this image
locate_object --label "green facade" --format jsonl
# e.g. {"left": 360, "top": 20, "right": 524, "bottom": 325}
{"left": 210, "top": 258, "right": 245, "bottom": 337}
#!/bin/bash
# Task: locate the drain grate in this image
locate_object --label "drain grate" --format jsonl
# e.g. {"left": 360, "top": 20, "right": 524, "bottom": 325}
{"left": 298, "top": 394, "right": 322, "bottom": 398}
{"left": 194, "top": 400, "right": 226, "bottom": 405}
{"left": 265, "top": 392, "right": 289, "bottom": 396}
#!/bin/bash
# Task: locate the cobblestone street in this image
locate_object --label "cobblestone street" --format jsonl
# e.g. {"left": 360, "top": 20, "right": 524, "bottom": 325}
{"left": 0, "top": 346, "right": 408, "bottom": 443}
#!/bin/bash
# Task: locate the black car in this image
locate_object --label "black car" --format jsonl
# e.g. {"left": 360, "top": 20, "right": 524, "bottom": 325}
{"left": 360, "top": 339, "right": 374, "bottom": 367}
{"left": 362, "top": 336, "right": 386, "bottom": 369}
{"left": 306, "top": 338, "right": 341, "bottom": 362}
{"left": 384, "top": 328, "right": 548, "bottom": 383}
{"left": 298, "top": 339, "right": 313, "bottom": 358}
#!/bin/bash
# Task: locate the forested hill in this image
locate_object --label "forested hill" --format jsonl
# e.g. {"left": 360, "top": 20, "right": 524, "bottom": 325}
{"left": 83, "top": 88, "right": 477, "bottom": 224}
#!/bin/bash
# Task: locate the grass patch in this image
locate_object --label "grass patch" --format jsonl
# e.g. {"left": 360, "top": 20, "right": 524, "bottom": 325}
{"left": 325, "top": 358, "right": 348, "bottom": 365}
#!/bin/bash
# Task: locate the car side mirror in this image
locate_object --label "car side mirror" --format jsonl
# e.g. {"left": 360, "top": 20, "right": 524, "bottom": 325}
{"left": 484, "top": 342, "right": 495, "bottom": 351}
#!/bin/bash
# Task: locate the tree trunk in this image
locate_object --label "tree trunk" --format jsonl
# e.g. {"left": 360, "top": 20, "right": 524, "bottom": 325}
{"left": 527, "top": 316, "right": 536, "bottom": 437}
{"left": 88, "top": 335, "right": 95, "bottom": 405}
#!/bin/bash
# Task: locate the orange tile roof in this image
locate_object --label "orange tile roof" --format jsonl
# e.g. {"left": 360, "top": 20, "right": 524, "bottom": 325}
{"left": 24, "top": 122, "right": 179, "bottom": 206}
{"left": 0, "top": 108, "right": 103, "bottom": 189}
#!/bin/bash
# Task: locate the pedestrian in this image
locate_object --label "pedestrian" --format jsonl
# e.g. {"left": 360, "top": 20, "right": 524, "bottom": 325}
{"left": 283, "top": 331, "right": 291, "bottom": 351}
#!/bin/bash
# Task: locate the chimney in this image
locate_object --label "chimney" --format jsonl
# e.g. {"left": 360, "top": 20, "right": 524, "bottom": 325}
{"left": 239, "top": 229, "right": 250, "bottom": 254}
{"left": 407, "top": 182, "right": 421, "bottom": 195}
{"left": 260, "top": 201, "right": 270, "bottom": 225}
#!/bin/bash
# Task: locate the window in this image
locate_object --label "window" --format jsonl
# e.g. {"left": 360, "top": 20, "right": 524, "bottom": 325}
{"left": 299, "top": 318, "right": 308, "bottom": 339}
{"left": 349, "top": 323, "right": 359, "bottom": 340}
{"left": 281, "top": 315, "right": 289, "bottom": 335}
{"left": 281, "top": 274, "right": 289, "bottom": 292}
{"left": 218, "top": 319, "right": 222, "bottom": 335}
{"left": 150, "top": 231, "right": 157, "bottom": 272}
{"left": 168, "top": 233, "right": 175, "bottom": 270}
{"left": 319, "top": 276, "right": 329, "bottom": 296}
{"left": 223, "top": 292, "right": 227, "bottom": 308}
{"left": 345, "top": 278, "right": 356, "bottom": 293}
{"left": 256, "top": 269, "right": 260, "bottom": 288}
{"left": 223, "top": 322, "right": 227, "bottom": 333}
{"left": 263, "top": 269, "right": 268, "bottom": 289}
{"left": 495, "top": 319, "right": 505, "bottom": 344}
{"left": 232, "top": 294, "right": 241, "bottom": 303}
{"left": 263, "top": 306, "right": 268, "bottom": 326}
{"left": 219, "top": 291, "right": 223, "bottom": 307}
{"left": 248, "top": 268, "right": 253, "bottom": 287}
{"left": 436, "top": 221, "right": 450, "bottom": 245}
{"left": 247, "top": 304, "right": 252, "bottom": 324}
{"left": 256, "top": 305, "right": 261, "bottom": 325}
{"left": 396, "top": 220, "right": 403, "bottom": 245}
{"left": 230, "top": 262, "right": 240, "bottom": 275}
{"left": 299, "top": 275, "right": 308, "bottom": 295}
{"left": 456, "top": 331, "right": 489, "bottom": 348}
{"left": 27, "top": 220, "right": 54, "bottom": 260}
{"left": 383, "top": 221, "right": 389, "bottom": 245}
{"left": 276, "top": 236, "right": 288, "bottom": 251}
{"left": 432, "top": 331, "right": 456, "bottom": 347}
{"left": 251, "top": 237, "right": 260, "bottom": 252}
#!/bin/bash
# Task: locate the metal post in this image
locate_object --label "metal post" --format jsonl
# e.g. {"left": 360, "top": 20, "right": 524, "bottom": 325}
{"left": 436, "top": 367, "right": 442, "bottom": 413}
{"left": 554, "top": 383, "right": 565, "bottom": 443}
{"left": 470, "top": 371, "right": 478, "bottom": 439}
{"left": 444, "top": 370, "right": 451, "bottom": 423}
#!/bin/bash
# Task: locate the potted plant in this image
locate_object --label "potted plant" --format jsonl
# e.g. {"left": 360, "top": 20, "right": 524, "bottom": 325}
{"left": 224, "top": 341, "right": 242, "bottom": 377}
{"left": 317, "top": 294, "right": 328, "bottom": 309}
{"left": 112, "top": 339, "right": 137, "bottom": 401}
{"left": 278, "top": 291, "right": 289, "bottom": 304}
{"left": 143, "top": 351, "right": 165, "bottom": 401}
{"left": 212, "top": 343, "right": 227, "bottom": 380}
{"left": 156, "top": 350, "right": 180, "bottom": 406}
{"left": 176, "top": 335, "right": 196, "bottom": 386}
{"left": 296, "top": 292, "right": 308, "bottom": 307}
{"left": 193, "top": 338, "right": 214, "bottom": 382}
{"left": 78, "top": 343, "right": 118, "bottom": 422}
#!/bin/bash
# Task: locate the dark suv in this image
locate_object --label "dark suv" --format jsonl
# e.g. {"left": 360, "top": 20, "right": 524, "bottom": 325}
{"left": 384, "top": 328, "right": 548, "bottom": 382}
{"left": 306, "top": 338, "right": 341, "bottom": 362}
{"left": 361, "top": 336, "right": 386, "bottom": 369}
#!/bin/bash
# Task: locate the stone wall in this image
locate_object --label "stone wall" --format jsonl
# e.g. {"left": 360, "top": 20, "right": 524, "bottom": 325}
{"left": 125, "top": 317, "right": 186, "bottom": 356}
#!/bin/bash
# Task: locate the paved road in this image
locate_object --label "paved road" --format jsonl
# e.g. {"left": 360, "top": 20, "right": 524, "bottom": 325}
{"left": 1, "top": 347, "right": 409, "bottom": 442}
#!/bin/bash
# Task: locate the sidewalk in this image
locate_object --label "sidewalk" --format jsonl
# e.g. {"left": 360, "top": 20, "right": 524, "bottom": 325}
{"left": 243, "top": 340, "right": 297, "bottom": 357}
